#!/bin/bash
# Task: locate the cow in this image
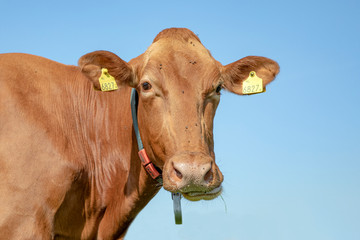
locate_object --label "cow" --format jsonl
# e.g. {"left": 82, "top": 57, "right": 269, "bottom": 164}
{"left": 0, "top": 28, "right": 279, "bottom": 239}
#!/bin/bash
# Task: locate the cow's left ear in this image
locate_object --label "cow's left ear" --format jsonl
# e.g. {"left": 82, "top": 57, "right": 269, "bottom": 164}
{"left": 78, "top": 51, "right": 137, "bottom": 90}
{"left": 221, "top": 56, "right": 280, "bottom": 95}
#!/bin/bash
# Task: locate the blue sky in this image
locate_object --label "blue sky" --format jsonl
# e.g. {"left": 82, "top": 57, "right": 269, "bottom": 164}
{"left": 1, "top": 0, "right": 359, "bottom": 239}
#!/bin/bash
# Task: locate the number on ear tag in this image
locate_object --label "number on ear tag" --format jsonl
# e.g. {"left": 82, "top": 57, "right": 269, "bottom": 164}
{"left": 99, "top": 68, "right": 119, "bottom": 91}
{"left": 242, "top": 71, "right": 265, "bottom": 95}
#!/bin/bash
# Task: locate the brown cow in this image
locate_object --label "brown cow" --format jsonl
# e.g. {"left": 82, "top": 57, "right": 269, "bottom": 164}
{"left": 0, "top": 28, "right": 279, "bottom": 239}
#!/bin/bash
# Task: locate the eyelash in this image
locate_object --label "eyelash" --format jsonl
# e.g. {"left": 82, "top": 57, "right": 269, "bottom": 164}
{"left": 142, "top": 82, "right": 152, "bottom": 91}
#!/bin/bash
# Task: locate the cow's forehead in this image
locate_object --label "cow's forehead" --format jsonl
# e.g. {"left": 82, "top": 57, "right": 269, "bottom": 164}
{"left": 145, "top": 38, "right": 213, "bottom": 60}
{"left": 139, "top": 38, "right": 220, "bottom": 90}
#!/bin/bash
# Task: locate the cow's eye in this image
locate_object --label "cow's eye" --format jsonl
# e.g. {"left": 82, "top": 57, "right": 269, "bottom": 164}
{"left": 215, "top": 85, "right": 222, "bottom": 94}
{"left": 142, "top": 82, "right": 152, "bottom": 91}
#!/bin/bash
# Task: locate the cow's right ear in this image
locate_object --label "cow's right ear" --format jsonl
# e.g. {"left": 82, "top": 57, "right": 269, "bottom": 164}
{"left": 221, "top": 56, "right": 280, "bottom": 95}
{"left": 78, "top": 51, "right": 137, "bottom": 90}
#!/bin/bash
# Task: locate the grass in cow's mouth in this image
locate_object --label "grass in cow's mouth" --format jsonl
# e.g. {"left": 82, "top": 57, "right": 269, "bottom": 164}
{"left": 181, "top": 186, "right": 223, "bottom": 201}
{"left": 220, "top": 195, "right": 228, "bottom": 213}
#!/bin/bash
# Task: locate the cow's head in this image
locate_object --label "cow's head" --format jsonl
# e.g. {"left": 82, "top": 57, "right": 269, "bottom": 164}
{"left": 79, "top": 28, "right": 279, "bottom": 201}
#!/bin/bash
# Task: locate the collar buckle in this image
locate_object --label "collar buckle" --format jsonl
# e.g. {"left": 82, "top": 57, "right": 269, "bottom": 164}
{"left": 138, "top": 149, "right": 161, "bottom": 179}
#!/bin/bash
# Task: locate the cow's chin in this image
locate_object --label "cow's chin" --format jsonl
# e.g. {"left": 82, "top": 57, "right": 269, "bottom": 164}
{"left": 181, "top": 186, "right": 223, "bottom": 202}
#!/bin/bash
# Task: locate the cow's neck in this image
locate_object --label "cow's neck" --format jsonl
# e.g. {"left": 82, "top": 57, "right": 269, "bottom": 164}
{"left": 68, "top": 71, "right": 161, "bottom": 237}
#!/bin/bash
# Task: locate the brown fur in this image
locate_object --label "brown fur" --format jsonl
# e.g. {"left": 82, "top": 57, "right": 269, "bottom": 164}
{"left": 152, "top": 28, "right": 201, "bottom": 43}
{"left": 0, "top": 28, "right": 279, "bottom": 239}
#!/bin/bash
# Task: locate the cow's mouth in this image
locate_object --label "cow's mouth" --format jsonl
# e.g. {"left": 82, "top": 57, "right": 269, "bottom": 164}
{"left": 181, "top": 186, "right": 222, "bottom": 201}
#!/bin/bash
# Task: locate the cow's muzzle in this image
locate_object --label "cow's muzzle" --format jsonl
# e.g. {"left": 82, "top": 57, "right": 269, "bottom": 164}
{"left": 163, "top": 152, "right": 224, "bottom": 201}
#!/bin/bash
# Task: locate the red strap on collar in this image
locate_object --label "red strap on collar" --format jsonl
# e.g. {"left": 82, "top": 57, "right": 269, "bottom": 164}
{"left": 138, "top": 149, "right": 161, "bottom": 179}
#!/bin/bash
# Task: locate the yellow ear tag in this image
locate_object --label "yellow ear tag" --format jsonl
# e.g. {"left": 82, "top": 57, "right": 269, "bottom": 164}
{"left": 242, "top": 71, "right": 265, "bottom": 95}
{"left": 99, "top": 68, "right": 119, "bottom": 91}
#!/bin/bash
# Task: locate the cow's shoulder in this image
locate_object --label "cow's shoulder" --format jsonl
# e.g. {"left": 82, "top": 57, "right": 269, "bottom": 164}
{"left": 0, "top": 53, "right": 80, "bottom": 95}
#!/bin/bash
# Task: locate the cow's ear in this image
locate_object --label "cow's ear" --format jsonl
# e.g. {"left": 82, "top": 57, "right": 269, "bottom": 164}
{"left": 78, "top": 51, "right": 137, "bottom": 90}
{"left": 221, "top": 56, "right": 279, "bottom": 95}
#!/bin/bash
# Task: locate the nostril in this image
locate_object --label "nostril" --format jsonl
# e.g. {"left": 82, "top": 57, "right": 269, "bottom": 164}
{"left": 173, "top": 165, "right": 183, "bottom": 180}
{"left": 174, "top": 168, "right": 183, "bottom": 179}
{"left": 204, "top": 168, "right": 213, "bottom": 183}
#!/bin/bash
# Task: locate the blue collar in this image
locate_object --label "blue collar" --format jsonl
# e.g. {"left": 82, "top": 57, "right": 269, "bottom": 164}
{"left": 130, "top": 89, "right": 162, "bottom": 182}
{"left": 130, "top": 88, "right": 182, "bottom": 224}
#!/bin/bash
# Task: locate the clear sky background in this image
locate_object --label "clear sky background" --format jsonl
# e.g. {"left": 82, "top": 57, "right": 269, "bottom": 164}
{"left": 1, "top": 0, "right": 359, "bottom": 239}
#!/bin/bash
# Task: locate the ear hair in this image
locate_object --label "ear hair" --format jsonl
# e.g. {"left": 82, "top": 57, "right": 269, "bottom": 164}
{"left": 222, "top": 56, "right": 280, "bottom": 95}
{"left": 78, "top": 51, "right": 136, "bottom": 90}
